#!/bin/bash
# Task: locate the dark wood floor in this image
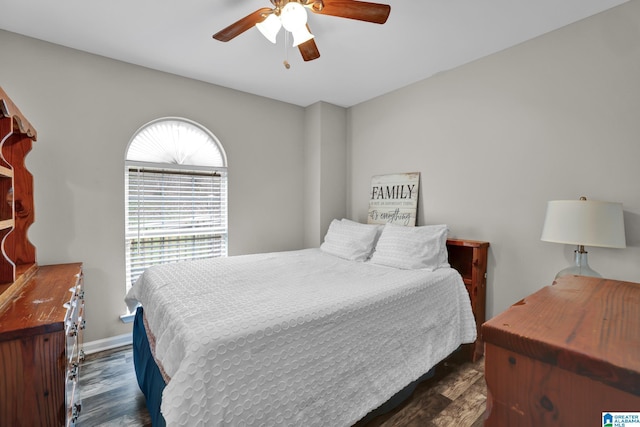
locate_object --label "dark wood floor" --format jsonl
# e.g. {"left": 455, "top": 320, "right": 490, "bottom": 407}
{"left": 78, "top": 346, "right": 152, "bottom": 427}
{"left": 77, "top": 346, "right": 486, "bottom": 427}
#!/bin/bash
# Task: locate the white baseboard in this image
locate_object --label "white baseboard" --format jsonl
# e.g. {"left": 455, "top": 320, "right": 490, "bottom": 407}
{"left": 83, "top": 333, "right": 133, "bottom": 355}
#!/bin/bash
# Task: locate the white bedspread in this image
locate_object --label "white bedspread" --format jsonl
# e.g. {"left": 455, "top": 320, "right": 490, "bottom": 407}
{"left": 125, "top": 248, "right": 476, "bottom": 426}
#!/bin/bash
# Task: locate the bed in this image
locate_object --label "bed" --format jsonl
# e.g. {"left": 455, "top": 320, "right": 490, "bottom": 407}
{"left": 125, "top": 220, "right": 487, "bottom": 426}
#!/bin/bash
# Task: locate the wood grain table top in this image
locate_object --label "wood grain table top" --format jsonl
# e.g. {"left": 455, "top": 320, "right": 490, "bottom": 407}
{"left": 482, "top": 275, "right": 640, "bottom": 396}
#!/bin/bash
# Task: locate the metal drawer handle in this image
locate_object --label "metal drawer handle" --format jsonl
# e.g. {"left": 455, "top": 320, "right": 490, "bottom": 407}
{"left": 68, "top": 324, "right": 78, "bottom": 337}
{"left": 71, "top": 402, "right": 82, "bottom": 422}
{"left": 68, "top": 363, "right": 79, "bottom": 380}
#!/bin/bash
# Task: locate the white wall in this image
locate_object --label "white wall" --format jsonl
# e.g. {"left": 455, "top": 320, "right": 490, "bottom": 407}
{"left": 304, "top": 102, "right": 348, "bottom": 247}
{"left": 348, "top": 1, "right": 640, "bottom": 318}
{"left": 0, "top": 30, "right": 307, "bottom": 342}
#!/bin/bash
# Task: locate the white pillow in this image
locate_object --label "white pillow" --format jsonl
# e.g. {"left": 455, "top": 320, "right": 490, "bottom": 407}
{"left": 320, "top": 219, "right": 382, "bottom": 261}
{"left": 370, "top": 223, "right": 449, "bottom": 270}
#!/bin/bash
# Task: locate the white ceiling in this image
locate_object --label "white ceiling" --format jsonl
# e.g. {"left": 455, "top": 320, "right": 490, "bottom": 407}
{"left": 0, "top": 0, "right": 627, "bottom": 107}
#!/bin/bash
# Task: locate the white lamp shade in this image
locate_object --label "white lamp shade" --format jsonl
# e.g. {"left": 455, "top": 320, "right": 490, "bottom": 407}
{"left": 288, "top": 25, "right": 314, "bottom": 47}
{"left": 541, "top": 199, "right": 626, "bottom": 248}
{"left": 280, "top": 2, "right": 307, "bottom": 30}
{"left": 256, "top": 14, "right": 281, "bottom": 44}
{"left": 280, "top": 2, "right": 314, "bottom": 47}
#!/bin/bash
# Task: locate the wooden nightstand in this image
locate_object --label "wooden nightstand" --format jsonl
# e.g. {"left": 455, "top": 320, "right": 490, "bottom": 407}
{"left": 446, "top": 239, "right": 489, "bottom": 362}
{"left": 482, "top": 275, "right": 640, "bottom": 426}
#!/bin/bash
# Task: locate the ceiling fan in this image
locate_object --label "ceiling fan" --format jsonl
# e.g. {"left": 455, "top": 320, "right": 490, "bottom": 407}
{"left": 212, "top": 0, "right": 391, "bottom": 63}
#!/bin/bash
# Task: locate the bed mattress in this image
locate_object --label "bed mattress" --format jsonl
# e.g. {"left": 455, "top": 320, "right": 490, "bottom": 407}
{"left": 125, "top": 248, "right": 476, "bottom": 426}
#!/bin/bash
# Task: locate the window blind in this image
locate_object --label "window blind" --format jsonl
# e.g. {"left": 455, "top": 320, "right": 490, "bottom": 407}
{"left": 125, "top": 166, "right": 228, "bottom": 289}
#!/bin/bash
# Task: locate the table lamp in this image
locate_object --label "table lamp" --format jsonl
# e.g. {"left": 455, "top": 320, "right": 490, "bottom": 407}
{"left": 540, "top": 196, "right": 626, "bottom": 278}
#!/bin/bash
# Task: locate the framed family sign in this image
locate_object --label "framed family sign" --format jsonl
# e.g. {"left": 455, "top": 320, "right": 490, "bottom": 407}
{"left": 367, "top": 172, "right": 420, "bottom": 226}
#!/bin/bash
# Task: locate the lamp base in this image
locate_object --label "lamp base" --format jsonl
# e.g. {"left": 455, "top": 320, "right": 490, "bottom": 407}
{"left": 555, "top": 248, "right": 601, "bottom": 279}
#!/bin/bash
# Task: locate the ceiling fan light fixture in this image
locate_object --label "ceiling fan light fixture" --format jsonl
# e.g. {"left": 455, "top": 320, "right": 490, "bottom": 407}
{"left": 213, "top": 0, "right": 391, "bottom": 62}
{"left": 289, "top": 25, "right": 314, "bottom": 47}
{"left": 280, "top": 2, "right": 306, "bottom": 30}
{"left": 256, "top": 13, "right": 282, "bottom": 43}
{"left": 280, "top": 2, "right": 314, "bottom": 47}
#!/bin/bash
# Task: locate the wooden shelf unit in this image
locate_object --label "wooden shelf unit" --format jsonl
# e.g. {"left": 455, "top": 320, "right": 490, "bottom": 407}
{"left": 446, "top": 238, "right": 489, "bottom": 362}
{"left": 0, "top": 86, "right": 37, "bottom": 308}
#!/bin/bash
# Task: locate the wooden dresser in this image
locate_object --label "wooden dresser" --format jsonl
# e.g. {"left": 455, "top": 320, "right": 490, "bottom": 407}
{"left": 0, "top": 88, "right": 85, "bottom": 425}
{"left": 0, "top": 263, "right": 84, "bottom": 426}
{"left": 482, "top": 275, "right": 640, "bottom": 426}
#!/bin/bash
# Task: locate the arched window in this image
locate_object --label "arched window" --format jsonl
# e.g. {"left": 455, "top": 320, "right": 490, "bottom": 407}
{"left": 124, "top": 118, "right": 227, "bottom": 293}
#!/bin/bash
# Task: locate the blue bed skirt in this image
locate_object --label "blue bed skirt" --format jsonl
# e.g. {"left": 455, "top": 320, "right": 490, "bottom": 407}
{"left": 133, "top": 307, "right": 167, "bottom": 427}
{"left": 132, "top": 306, "right": 436, "bottom": 426}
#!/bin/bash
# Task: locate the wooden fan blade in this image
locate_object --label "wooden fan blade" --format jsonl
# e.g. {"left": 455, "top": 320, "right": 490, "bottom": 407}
{"left": 311, "top": 0, "right": 390, "bottom": 24}
{"left": 298, "top": 38, "right": 320, "bottom": 62}
{"left": 213, "top": 7, "right": 272, "bottom": 42}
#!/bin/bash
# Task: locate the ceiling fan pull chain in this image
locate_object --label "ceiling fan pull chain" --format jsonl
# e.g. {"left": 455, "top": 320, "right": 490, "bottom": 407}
{"left": 283, "top": 31, "right": 291, "bottom": 69}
